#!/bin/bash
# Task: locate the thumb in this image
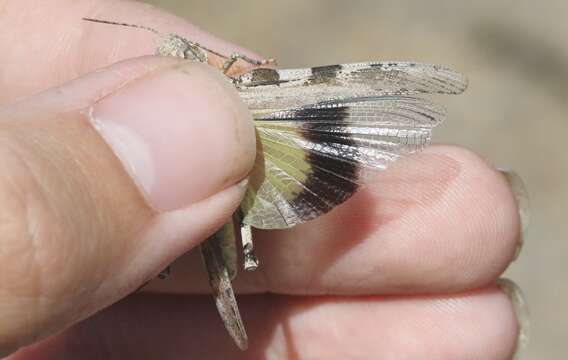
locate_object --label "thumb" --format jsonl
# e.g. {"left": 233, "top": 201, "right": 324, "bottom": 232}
{"left": 0, "top": 56, "right": 255, "bottom": 355}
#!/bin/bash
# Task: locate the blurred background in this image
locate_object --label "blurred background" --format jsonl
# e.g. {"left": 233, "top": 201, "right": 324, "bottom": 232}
{"left": 144, "top": 1, "right": 566, "bottom": 358}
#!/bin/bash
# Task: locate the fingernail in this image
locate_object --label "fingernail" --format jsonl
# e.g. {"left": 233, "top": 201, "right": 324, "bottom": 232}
{"left": 498, "top": 170, "right": 530, "bottom": 260}
{"left": 497, "top": 279, "right": 530, "bottom": 359}
{"left": 89, "top": 62, "right": 255, "bottom": 211}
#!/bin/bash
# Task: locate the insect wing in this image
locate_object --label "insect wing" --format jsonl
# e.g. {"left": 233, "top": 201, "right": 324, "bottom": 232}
{"left": 240, "top": 95, "right": 449, "bottom": 229}
{"left": 235, "top": 62, "right": 467, "bottom": 111}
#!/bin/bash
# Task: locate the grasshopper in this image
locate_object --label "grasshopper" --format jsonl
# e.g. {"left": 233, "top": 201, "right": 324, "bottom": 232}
{"left": 82, "top": 17, "right": 467, "bottom": 350}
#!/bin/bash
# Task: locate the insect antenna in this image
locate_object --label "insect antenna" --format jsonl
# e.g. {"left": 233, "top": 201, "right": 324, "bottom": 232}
{"left": 81, "top": 17, "right": 224, "bottom": 56}
{"left": 82, "top": 17, "right": 275, "bottom": 70}
{"left": 82, "top": 17, "right": 162, "bottom": 36}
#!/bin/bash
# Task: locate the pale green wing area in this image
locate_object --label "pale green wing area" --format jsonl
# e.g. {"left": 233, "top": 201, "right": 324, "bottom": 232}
{"left": 240, "top": 96, "right": 446, "bottom": 229}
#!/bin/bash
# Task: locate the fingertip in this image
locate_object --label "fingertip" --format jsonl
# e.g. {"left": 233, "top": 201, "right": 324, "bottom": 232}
{"left": 422, "top": 145, "right": 520, "bottom": 281}
{"left": 369, "top": 145, "right": 519, "bottom": 291}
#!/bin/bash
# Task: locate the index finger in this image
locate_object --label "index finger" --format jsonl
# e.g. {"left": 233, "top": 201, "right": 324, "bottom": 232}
{"left": 0, "top": 0, "right": 261, "bottom": 103}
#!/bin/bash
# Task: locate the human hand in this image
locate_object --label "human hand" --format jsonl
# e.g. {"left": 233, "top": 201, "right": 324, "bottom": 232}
{"left": 1, "top": 1, "right": 526, "bottom": 358}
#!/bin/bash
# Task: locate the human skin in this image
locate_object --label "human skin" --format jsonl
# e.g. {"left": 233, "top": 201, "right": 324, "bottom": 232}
{"left": 0, "top": 0, "right": 525, "bottom": 358}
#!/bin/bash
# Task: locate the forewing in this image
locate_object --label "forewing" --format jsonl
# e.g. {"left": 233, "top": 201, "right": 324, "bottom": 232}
{"left": 240, "top": 96, "right": 446, "bottom": 229}
{"left": 235, "top": 62, "right": 467, "bottom": 110}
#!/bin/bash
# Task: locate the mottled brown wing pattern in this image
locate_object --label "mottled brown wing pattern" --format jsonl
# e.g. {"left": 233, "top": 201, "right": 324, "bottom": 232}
{"left": 235, "top": 62, "right": 468, "bottom": 110}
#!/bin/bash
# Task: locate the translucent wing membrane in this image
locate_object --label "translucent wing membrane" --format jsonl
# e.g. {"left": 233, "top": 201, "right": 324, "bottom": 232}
{"left": 241, "top": 96, "right": 447, "bottom": 229}
{"left": 235, "top": 62, "right": 468, "bottom": 110}
{"left": 256, "top": 97, "right": 444, "bottom": 167}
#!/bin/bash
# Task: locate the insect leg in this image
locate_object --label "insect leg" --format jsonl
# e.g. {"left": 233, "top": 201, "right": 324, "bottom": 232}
{"left": 240, "top": 224, "right": 259, "bottom": 271}
{"left": 222, "top": 52, "right": 276, "bottom": 74}
{"left": 232, "top": 53, "right": 276, "bottom": 67}
{"left": 157, "top": 266, "right": 171, "bottom": 280}
{"left": 200, "top": 222, "right": 248, "bottom": 350}
{"left": 221, "top": 54, "right": 239, "bottom": 74}
{"left": 133, "top": 265, "right": 170, "bottom": 292}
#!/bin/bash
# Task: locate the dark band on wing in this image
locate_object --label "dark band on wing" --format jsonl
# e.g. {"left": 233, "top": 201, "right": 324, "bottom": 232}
{"left": 308, "top": 64, "right": 343, "bottom": 85}
{"left": 278, "top": 105, "right": 359, "bottom": 219}
{"left": 311, "top": 64, "right": 343, "bottom": 76}
{"left": 234, "top": 68, "right": 289, "bottom": 87}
